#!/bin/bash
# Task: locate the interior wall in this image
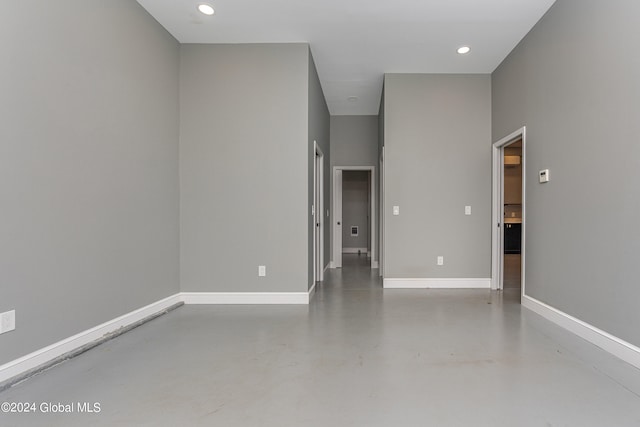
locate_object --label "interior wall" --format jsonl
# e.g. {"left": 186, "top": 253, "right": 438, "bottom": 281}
{"left": 492, "top": 0, "right": 640, "bottom": 346}
{"left": 342, "top": 171, "right": 370, "bottom": 250}
{"left": 180, "top": 43, "right": 310, "bottom": 293}
{"left": 383, "top": 74, "right": 492, "bottom": 279}
{"left": 330, "top": 116, "right": 379, "bottom": 266}
{"left": 308, "top": 50, "right": 331, "bottom": 287}
{"left": 0, "top": 1, "right": 180, "bottom": 365}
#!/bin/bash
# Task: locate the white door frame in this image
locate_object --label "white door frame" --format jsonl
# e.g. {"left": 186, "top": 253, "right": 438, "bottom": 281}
{"left": 379, "top": 148, "right": 385, "bottom": 277}
{"left": 333, "top": 169, "right": 343, "bottom": 268}
{"left": 313, "top": 142, "right": 324, "bottom": 282}
{"left": 332, "top": 166, "right": 377, "bottom": 269}
{"left": 491, "top": 126, "right": 526, "bottom": 294}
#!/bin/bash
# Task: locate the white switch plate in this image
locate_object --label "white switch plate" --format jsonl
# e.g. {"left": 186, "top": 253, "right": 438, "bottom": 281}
{"left": 539, "top": 169, "right": 550, "bottom": 183}
{"left": 258, "top": 266, "right": 266, "bottom": 277}
{"left": 437, "top": 256, "right": 444, "bottom": 266}
{"left": 0, "top": 310, "right": 15, "bottom": 334}
{"left": 393, "top": 206, "right": 400, "bottom": 216}
{"left": 465, "top": 206, "right": 471, "bottom": 215}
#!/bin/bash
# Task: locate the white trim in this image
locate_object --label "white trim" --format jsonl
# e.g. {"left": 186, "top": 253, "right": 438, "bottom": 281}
{"left": 313, "top": 141, "right": 325, "bottom": 283}
{"left": 323, "top": 262, "right": 330, "bottom": 273}
{"left": 342, "top": 247, "right": 369, "bottom": 254}
{"left": 180, "top": 292, "right": 310, "bottom": 305}
{"left": 492, "top": 126, "right": 526, "bottom": 293}
{"left": 522, "top": 295, "right": 640, "bottom": 370}
{"left": 332, "top": 166, "right": 377, "bottom": 269}
{"left": 0, "top": 293, "right": 182, "bottom": 384}
{"left": 379, "top": 147, "right": 385, "bottom": 277}
{"left": 383, "top": 278, "right": 491, "bottom": 289}
{"left": 333, "top": 168, "right": 343, "bottom": 268}
{"left": 371, "top": 261, "right": 379, "bottom": 269}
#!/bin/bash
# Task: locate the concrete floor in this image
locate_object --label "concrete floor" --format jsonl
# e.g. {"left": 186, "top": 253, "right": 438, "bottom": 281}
{"left": 2, "top": 255, "right": 640, "bottom": 426}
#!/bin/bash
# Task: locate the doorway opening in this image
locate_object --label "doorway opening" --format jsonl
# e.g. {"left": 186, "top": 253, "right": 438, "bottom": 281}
{"left": 492, "top": 127, "right": 526, "bottom": 299}
{"left": 313, "top": 142, "right": 324, "bottom": 283}
{"left": 332, "top": 166, "right": 377, "bottom": 269}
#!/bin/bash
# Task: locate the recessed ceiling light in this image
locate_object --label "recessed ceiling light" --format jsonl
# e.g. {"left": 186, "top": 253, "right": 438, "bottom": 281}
{"left": 198, "top": 4, "right": 215, "bottom": 16}
{"left": 457, "top": 46, "right": 471, "bottom": 55}
{"left": 347, "top": 96, "right": 358, "bottom": 102}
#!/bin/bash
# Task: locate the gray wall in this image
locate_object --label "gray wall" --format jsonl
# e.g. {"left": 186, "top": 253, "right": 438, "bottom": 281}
{"left": 492, "top": 0, "right": 640, "bottom": 346}
{"left": 383, "top": 74, "right": 492, "bottom": 278}
{"left": 330, "top": 116, "right": 379, "bottom": 266}
{"left": 342, "top": 171, "right": 370, "bottom": 249}
{"left": 331, "top": 116, "right": 380, "bottom": 166}
{"left": 308, "top": 51, "right": 331, "bottom": 288}
{"left": 0, "top": 1, "right": 180, "bottom": 364}
{"left": 180, "top": 44, "right": 310, "bottom": 293}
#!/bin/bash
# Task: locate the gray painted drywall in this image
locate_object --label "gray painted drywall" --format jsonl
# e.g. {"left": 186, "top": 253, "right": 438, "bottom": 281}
{"left": 180, "top": 43, "right": 309, "bottom": 293}
{"left": 329, "top": 116, "right": 379, "bottom": 266}
{"left": 0, "top": 1, "right": 180, "bottom": 365}
{"left": 492, "top": 0, "right": 640, "bottom": 346}
{"left": 308, "top": 50, "right": 331, "bottom": 288}
{"left": 330, "top": 116, "right": 380, "bottom": 167}
{"left": 342, "top": 171, "right": 370, "bottom": 249}
{"left": 383, "top": 74, "right": 491, "bottom": 278}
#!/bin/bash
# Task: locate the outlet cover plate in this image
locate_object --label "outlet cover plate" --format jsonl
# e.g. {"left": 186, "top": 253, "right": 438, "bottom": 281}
{"left": 0, "top": 310, "right": 15, "bottom": 334}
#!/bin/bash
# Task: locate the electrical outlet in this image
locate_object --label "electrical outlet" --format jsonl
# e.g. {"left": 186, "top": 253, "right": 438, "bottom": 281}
{"left": 437, "top": 256, "right": 444, "bottom": 266}
{"left": 258, "top": 265, "right": 266, "bottom": 277}
{"left": 465, "top": 206, "right": 472, "bottom": 215}
{"left": 0, "top": 310, "right": 15, "bottom": 334}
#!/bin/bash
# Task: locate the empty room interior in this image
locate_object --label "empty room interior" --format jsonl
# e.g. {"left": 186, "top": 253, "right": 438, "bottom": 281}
{"left": 2, "top": 1, "right": 640, "bottom": 425}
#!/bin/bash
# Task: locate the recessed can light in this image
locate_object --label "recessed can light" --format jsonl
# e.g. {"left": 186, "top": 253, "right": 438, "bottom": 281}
{"left": 347, "top": 96, "right": 358, "bottom": 102}
{"left": 457, "top": 46, "right": 471, "bottom": 55}
{"left": 198, "top": 4, "right": 215, "bottom": 15}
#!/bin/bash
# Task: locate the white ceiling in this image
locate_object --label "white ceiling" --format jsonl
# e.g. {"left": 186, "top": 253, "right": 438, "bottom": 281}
{"left": 136, "top": 0, "right": 556, "bottom": 115}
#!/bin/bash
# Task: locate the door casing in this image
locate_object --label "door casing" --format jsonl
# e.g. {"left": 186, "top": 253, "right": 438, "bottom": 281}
{"left": 313, "top": 142, "right": 324, "bottom": 282}
{"left": 491, "top": 127, "right": 526, "bottom": 294}
{"left": 332, "top": 166, "right": 376, "bottom": 269}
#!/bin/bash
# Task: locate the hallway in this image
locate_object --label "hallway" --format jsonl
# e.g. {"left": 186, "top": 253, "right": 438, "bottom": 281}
{"left": 2, "top": 256, "right": 640, "bottom": 426}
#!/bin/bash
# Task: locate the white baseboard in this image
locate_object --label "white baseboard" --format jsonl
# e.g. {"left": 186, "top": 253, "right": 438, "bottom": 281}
{"left": 0, "top": 293, "right": 182, "bottom": 384}
{"left": 180, "top": 291, "right": 311, "bottom": 305}
{"left": 342, "top": 247, "right": 368, "bottom": 254}
{"left": 522, "top": 295, "right": 640, "bottom": 370}
{"left": 383, "top": 278, "right": 491, "bottom": 289}
{"left": 323, "top": 263, "right": 330, "bottom": 273}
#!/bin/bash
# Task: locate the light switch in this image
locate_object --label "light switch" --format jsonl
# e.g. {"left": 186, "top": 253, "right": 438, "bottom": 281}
{"left": 393, "top": 206, "right": 400, "bottom": 216}
{"left": 539, "top": 169, "right": 550, "bottom": 183}
{"left": 465, "top": 206, "right": 471, "bottom": 215}
{"left": 258, "top": 266, "right": 266, "bottom": 277}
